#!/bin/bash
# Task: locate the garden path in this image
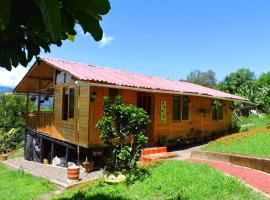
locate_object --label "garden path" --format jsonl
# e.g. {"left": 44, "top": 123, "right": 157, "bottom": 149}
{"left": 189, "top": 158, "right": 270, "bottom": 198}
{"left": 170, "top": 143, "right": 205, "bottom": 160}
{"left": 1, "top": 157, "right": 102, "bottom": 188}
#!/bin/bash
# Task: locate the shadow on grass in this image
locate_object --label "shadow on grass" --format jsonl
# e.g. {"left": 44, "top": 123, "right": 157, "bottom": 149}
{"left": 57, "top": 190, "right": 187, "bottom": 200}
{"left": 57, "top": 190, "right": 128, "bottom": 200}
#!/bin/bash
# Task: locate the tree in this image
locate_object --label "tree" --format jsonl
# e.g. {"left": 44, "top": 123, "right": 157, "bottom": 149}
{"left": 0, "top": 94, "right": 35, "bottom": 151}
{"left": 186, "top": 69, "right": 217, "bottom": 88}
{"left": 96, "top": 96, "right": 150, "bottom": 173}
{"left": 218, "top": 68, "right": 255, "bottom": 94}
{"left": 236, "top": 84, "right": 263, "bottom": 106}
{"left": 257, "top": 72, "right": 270, "bottom": 86}
{"left": 0, "top": 0, "right": 110, "bottom": 70}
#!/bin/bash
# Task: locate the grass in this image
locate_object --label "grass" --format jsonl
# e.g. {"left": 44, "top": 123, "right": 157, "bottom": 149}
{"left": 239, "top": 114, "right": 270, "bottom": 131}
{"left": 0, "top": 163, "right": 55, "bottom": 200}
{"left": 7, "top": 147, "right": 24, "bottom": 159}
{"left": 203, "top": 130, "right": 270, "bottom": 158}
{"left": 54, "top": 160, "right": 266, "bottom": 200}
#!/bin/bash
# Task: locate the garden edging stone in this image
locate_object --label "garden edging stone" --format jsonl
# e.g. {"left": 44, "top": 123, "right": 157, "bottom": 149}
{"left": 191, "top": 150, "right": 270, "bottom": 174}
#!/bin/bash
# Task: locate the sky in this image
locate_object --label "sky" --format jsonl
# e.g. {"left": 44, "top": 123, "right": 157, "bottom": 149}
{"left": 2, "top": 0, "right": 270, "bottom": 87}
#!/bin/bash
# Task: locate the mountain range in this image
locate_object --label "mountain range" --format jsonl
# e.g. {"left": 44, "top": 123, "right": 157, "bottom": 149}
{"left": 0, "top": 86, "right": 13, "bottom": 93}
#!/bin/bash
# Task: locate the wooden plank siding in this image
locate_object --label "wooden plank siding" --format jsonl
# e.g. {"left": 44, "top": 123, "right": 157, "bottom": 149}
{"left": 34, "top": 83, "right": 232, "bottom": 148}
{"left": 77, "top": 86, "right": 90, "bottom": 147}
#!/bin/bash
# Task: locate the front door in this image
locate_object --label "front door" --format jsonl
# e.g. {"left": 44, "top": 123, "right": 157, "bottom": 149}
{"left": 137, "top": 93, "right": 153, "bottom": 141}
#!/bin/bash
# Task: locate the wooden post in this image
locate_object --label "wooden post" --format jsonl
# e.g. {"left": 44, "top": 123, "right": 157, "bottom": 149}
{"left": 65, "top": 147, "right": 69, "bottom": 167}
{"left": 40, "top": 138, "right": 43, "bottom": 163}
{"left": 50, "top": 142, "right": 54, "bottom": 163}
{"left": 24, "top": 131, "right": 27, "bottom": 159}
{"left": 38, "top": 79, "right": 41, "bottom": 128}
{"left": 26, "top": 92, "right": 29, "bottom": 126}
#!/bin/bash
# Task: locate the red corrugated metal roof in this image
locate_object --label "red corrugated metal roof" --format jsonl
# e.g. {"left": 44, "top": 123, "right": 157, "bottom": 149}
{"left": 40, "top": 57, "right": 247, "bottom": 101}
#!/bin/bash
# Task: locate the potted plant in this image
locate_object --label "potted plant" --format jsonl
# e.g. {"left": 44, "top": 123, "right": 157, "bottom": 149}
{"left": 0, "top": 128, "right": 18, "bottom": 161}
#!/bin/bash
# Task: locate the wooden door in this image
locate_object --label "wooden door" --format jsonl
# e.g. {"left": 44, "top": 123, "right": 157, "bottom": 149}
{"left": 137, "top": 93, "right": 154, "bottom": 140}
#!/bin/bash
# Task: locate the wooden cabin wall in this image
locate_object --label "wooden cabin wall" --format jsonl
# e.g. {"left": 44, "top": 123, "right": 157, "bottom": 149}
{"left": 87, "top": 87, "right": 233, "bottom": 147}
{"left": 43, "top": 82, "right": 233, "bottom": 148}
{"left": 89, "top": 86, "right": 108, "bottom": 147}
{"left": 153, "top": 94, "right": 232, "bottom": 142}
{"left": 88, "top": 87, "right": 139, "bottom": 147}
{"left": 77, "top": 86, "right": 90, "bottom": 147}
{"left": 47, "top": 84, "right": 79, "bottom": 146}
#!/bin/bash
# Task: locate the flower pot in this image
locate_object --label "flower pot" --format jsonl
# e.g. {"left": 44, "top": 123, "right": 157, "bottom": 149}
{"left": 43, "top": 159, "right": 49, "bottom": 164}
{"left": 67, "top": 166, "right": 80, "bottom": 180}
{"left": 1, "top": 154, "right": 8, "bottom": 161}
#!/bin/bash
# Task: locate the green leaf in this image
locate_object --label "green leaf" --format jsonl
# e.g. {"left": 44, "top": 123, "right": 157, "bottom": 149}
{"left": 67, "top": 34, "right": 75, "bottom": 42}
{"left": 34, "top": 0, "right": 61, "bottom": 41}
{"left": 76, "top": 12, "right": 103, "bottom": 41}
{"left": 80, "top": 0, "right": 111, "bottom": 15}
{"left": 0, "top": 0, "right": 11, "bottom": 31}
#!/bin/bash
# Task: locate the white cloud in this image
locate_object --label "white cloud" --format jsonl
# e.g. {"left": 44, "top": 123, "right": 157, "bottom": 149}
{"left": 98, "top": 33, "right": 114, "bottom": 48}
{"left": 0, "top": 65, "right": 29, "bottom": 87}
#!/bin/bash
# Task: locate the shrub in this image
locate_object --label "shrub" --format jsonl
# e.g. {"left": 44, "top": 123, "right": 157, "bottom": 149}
{"left": 96, "top": 96, "right": 150, "bottom": 173}
{"left": 0, "top": 94, "right": 34, "bottom": 152}
{"left": 0, "top": 128, "right": 22, "bottom": 153}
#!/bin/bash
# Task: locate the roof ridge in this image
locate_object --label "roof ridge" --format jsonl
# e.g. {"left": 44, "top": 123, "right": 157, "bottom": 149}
{"left": 39, "top": 56, "right": 198, "bottom": 85}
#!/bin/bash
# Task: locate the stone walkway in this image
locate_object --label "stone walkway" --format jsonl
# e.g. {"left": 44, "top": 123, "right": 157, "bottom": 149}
{"left": 170, "top": 143, "right": 205, "bottom": 160}
{"left": 1, "top": 157, "right": 102, "bottom": 188}
{"left": 189, "top": 158, "right": 270, "bottom": 198}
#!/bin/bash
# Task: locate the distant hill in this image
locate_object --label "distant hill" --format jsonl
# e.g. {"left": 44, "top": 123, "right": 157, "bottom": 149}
{"left": 0, "top": 86, "right": 13, "bottom": 93}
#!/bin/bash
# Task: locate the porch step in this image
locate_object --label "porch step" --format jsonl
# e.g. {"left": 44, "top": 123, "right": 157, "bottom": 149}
{"left": 140, "top": 147, "right": 177, "bottom": 162}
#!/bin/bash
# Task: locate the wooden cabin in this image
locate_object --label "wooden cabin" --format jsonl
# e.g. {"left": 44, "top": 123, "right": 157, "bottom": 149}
{"left": 14, "top": 57, "right": 247, "bottom": 164}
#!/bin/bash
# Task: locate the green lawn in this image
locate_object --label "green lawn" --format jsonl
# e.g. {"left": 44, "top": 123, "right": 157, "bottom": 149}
{"left": 239, "top": 114, "right": 270, "bottom": 131}
{"left": 0, "top": 163, "right": 55, "bottom": 200}
{"left": 54, "top": 160, "right": 265, "bottom": 200}
{"left": 203, "top": 130, "right": 270, "bottom": 158}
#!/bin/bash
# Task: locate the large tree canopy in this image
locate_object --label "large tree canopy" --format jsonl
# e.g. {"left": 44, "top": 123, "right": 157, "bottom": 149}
{"left": 185, "top": 69, "right": 217, "bottom": 88}
{"left": 218, "top": 68, "right": 255, "bottom": 94}
{"left": 0, "top": 0, "right": 110, "bottom": 70}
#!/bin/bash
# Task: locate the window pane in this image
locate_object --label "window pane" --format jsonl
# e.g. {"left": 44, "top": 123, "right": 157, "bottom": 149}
{"left": 137, "top": 93, "right": 152, "bottom": 116}
{"left": 69, "top": 88, "right": 75, "bottom": 119}
{"left": 56, "top": 70, "right": 65, "bottom": 85}
{"left": 182, "top": 96, "right": 189, "bottom": 120}
{"left": 212, "top": 108, "right": 218, "bottom": 120}
{"left": 109, "top": 88, "right": 119, "bottom": 101}
{"left": 173, "top": 96, "right": 180, "bottom": 121}
{"left": 65, "top": 73, "right": 72, "bottom": 84}
{"left": 218, "top": 105, "right": 223, "bottom": 120}
{"left": 62, "top": 88, "right": 68, "bottom": 120}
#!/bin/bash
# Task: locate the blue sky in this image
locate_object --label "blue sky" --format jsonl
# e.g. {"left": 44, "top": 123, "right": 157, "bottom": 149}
{"left": 1, "top": 0, "right": 270, "bottom": 86}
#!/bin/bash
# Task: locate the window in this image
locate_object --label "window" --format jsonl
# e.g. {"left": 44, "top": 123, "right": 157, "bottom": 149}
{"left": 137, "top": 93, "right": 152, "bottom": 116}
{"left": 55, "top": 70, "right": 73, "bottom": 85}
{"left": 62, "top": 88, "right": 75, "bottom": 120}
{"left": 56, "top": 70, "right": 65, "bottom": 85}
{"left": 172, "top": 96, "right": 180, "bottom": 121}
{"left": 212, "top": 102, "right": 224, "bottom": 120}
{"left": 218, "top": 104, "right": 224, "bottom": 120}
{"left": 62, "top": 88, "right": 69, "bottom": 120}
{"left": 212, "top": 107, "right": 218, "bottom": 120}
{"left": 109, "top": 88, "right": 119, "bottom": 101}
{"left": 69, "top": 88, "right": 75, "bottom": 119}
{"left": 182, "top": 96, "right": 189, "bottom": 120}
